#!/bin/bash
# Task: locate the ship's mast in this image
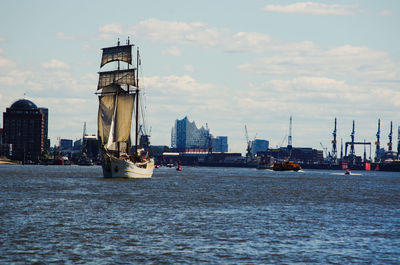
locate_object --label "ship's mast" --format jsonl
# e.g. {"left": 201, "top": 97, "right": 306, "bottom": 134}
{"left": 135, "top": 47, "right": 140, "bottom": 155}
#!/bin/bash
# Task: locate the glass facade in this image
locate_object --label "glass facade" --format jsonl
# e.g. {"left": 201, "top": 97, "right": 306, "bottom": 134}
{"left": 251, "top": 139, "right": 269, "bottom": 156}
{"left": 212, "top": 136, "right": 228, "bottom": 153}
{"left": 171, "top": 116, "right": 210, "bottom": 151}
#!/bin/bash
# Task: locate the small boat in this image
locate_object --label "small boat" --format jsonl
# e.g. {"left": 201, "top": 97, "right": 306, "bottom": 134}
{"left": 273, "top": 160, "right": 301, "bottom": 171}
{"left": 345, "top": 169, "right": 351, "bottom": 175}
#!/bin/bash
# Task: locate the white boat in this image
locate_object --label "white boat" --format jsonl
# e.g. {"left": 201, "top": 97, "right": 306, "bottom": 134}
{"left": 96, "top": 38, "right": 154, "bottom": 178}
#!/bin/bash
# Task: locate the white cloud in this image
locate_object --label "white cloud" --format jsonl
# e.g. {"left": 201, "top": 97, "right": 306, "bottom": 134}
{"left": 0, "top": 56, "right": 17, "bottom": 68}
{"left": 237, "top": 45, "right": 400, "bottom": 83}
{"left": 162, "top": 46, "right": 182, "bottom": 56}
{"left": 262, "top": 2, "right": 361, "bottom": 16}
{"left": 98, "top": 23, "right": 123, "bottom": 40}
{"left": 55, "top": 32, "right": 75, "bottom": 40}
{"left": 0, "top": 37, "right": 6, "bottom": 43}
{"left": 184, "top": 65, "right": 194, "bottom": 72}
{"left": 100, "top": 19, "right": 275, "bottom": 52}
{"left": 127, "top": 19, "right": 224, "bottom": 48}
{"left": 41, "top": 59, "right": 70, "bottom": 69}
{"left": 379, "top": 10, "right": 393, "bottom": 17}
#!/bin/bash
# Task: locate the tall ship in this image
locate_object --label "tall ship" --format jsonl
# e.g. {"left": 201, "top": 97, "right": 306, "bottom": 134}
{"left": 96, "top": 39, "right": 154, "bottom": 178}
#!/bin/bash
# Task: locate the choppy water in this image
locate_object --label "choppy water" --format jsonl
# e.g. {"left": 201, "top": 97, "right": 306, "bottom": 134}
{"left": 1, "top": 165, "right": 399, "bottom": 264}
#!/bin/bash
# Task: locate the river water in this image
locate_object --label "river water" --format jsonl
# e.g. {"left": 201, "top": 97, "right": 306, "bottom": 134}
{"left": 1, "top": 165, "right": 399, "bottom": 264}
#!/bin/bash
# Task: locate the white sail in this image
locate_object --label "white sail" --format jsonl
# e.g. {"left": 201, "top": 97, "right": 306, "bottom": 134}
{"left": 114, "top": 93, "right": 135, "bottom": 142}
{"left": 98, "top": 91, "right": 116, "bottom": 146}
{"left": 98, "top": 90, "right": 135, "bottom": 149}
{"left": 101, "top": 44, "right": 132, "bottom": 67}
{"left": 97, "top": 69, "right": 136, "bottom": 90}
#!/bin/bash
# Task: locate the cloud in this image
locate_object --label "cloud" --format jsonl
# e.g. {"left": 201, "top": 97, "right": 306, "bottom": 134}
{"left": 41, "top": 59, "right": 70, "bottom": 69}
{"left": 99, "top": 19, "right": 276, "bottom": 53}
{"left": 98, "top": 23, "right": 123, "bottom": 40}
{"left": 0, "top": 37, "right": 6, "bottom": 43}
{"left": 55, "top": 32, "right": 75, "bottom": 40}
{"left": 162, "top": 46, "right": 182, "bottom": 56}
{"left": 262, "top": 2, "right": 361, "bottom": 16}
{"left": 128, "top": 19, "right": 225, "bottom": 48}
{"left": 237, "top": 45, "right": 400, "bottom": 83}
{"left": 0, "top": 56, "right": 17, "bottom": 68}
{"left": 184, "top": 65, "right": 194, "bottom": 72}
{"left": 379, "top": 10, "right": 393, "bottom": 17}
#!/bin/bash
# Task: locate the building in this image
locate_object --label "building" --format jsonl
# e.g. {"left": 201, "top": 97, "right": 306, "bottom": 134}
{"left": 60, "top": 139, "right": 73, "bottom": 151}
{"left": 251, "top": 139, "right": 269, "bottom": 156}
{"left": 263, "top": 147, "right": 323, "bottom": 164}
{"left": 212, "top": 136, "right": 228, "bottom": 153}
{"left": 171, "top": 116, "right": 210, "bottom": 152}
{"left": 2, "top": 99, "right": 49, "bottom": 162}
{"left": 82, "top": 135, "right": 99, "bottom": 160}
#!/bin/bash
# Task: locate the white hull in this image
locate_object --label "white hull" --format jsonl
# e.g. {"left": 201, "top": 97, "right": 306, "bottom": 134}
{"left": 102, "top": 154, "right": 154, "bottom": 178}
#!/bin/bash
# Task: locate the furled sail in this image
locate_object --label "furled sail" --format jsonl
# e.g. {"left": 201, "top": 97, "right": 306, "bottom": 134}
{"left": 97, "top": 69, "right": 136, "bottom": 89}
{"left": 98, "top": 89, "right": 135, "bottom": 148}
{"left": 101, "top": 44, "right": 132, "bottom": 67}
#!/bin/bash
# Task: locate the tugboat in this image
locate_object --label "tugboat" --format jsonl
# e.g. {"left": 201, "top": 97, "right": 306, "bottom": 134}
{"left": 273, "top": 160, "right": 301, "bottom": 171}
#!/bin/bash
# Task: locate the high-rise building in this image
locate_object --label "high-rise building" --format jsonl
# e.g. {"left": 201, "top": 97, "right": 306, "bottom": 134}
{"left": 251, "top": 139, "right": 269, "bottom": 156}
{"left": 60, "top": 139, "right": 73, "bottom": 151}
{"left": 82, "top": 135, "right": 99, "bottom": 160}
{"left": 2, "top": 99, "right": 49, "bottom": 162}
{"left": 171, "top": 116, "right": 210, "bottom": 151}
{"left": 212, "top": 136, "right": 228, "bottom": 153}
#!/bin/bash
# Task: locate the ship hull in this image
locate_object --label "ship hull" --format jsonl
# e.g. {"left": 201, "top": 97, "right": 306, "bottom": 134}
{"left": 102, "top": 154, "right": 154, "bottom": 179}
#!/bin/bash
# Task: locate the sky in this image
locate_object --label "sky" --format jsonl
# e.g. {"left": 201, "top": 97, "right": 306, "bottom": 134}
{"left": 0, "top": 0, "right": 399, "bottom": 155}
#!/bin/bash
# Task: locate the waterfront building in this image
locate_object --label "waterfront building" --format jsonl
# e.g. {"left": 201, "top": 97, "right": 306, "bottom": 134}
{"left": 212, "top": 136, "right": 228, "bottom": 153}
{"left": 171, "top": 116, "right": 210, "bottom": 152}
{"left": 2, "top": 99, "right": 49, "bottom": 162}
{"left": 251, "top": 139, "right": 269, "bottom": 156}
{"left": 82, "top": 135, "right": 99, "bottom": 160}
{"left": 263, "top": 147, "right": 323, "bottom": 164}
{"left": 60, "top": 139, "right": 73, "bottom": 151}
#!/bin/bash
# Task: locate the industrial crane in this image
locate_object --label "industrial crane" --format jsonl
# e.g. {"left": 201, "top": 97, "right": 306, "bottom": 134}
{"left": 331, "top": 118, "right": 337, "bottom": 162}
{"left": 388, "top": 121, "right": 393, "bottom": 152}
{"left": 320, "top": 142, "right": 328, "bottom": 159}
{"left": 244, "top": 125, "right": 252, "bottom": 162}
{"left": 375, "top": 119, "right": 381, "bottom": 162}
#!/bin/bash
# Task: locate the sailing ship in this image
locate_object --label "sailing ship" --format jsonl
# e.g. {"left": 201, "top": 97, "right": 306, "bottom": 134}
{"left": 96, "top": 39, "right": 154, "bottom": 178}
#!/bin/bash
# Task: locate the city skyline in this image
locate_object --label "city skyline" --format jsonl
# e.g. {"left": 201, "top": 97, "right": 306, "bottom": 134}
{"left": 0, "top": 1, "right": 399, "bottom": 154}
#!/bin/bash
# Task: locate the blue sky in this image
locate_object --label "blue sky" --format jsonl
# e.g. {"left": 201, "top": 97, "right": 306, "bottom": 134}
{"left": 0, "top": 0, "right": 399, "bottom": 155}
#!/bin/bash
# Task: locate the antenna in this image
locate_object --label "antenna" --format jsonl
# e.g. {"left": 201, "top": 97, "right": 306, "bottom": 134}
{"left": 398, "top": 125, "right": 400, "bottom": 159}
{"left": 388, "top": 121, "right": 393, "bottom": 151}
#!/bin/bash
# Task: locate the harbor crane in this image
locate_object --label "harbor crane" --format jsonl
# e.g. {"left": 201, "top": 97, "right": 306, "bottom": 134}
{"left": 375, "top": 119, "right": 381, "bottom": 162}
{"left": 205, "top": 123, "right": 213, "bottom": 154}
{"left": 320, "top": 142, "right": 328, "bottom": 159}
{"left": 388, "top": 121, "right": 393, "bottom": 152}
{"left": 331, "top": 118, "right": 337, "bottom": 162}
{"left": 244, "top": 125, "right": 252, "bottom": 162}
